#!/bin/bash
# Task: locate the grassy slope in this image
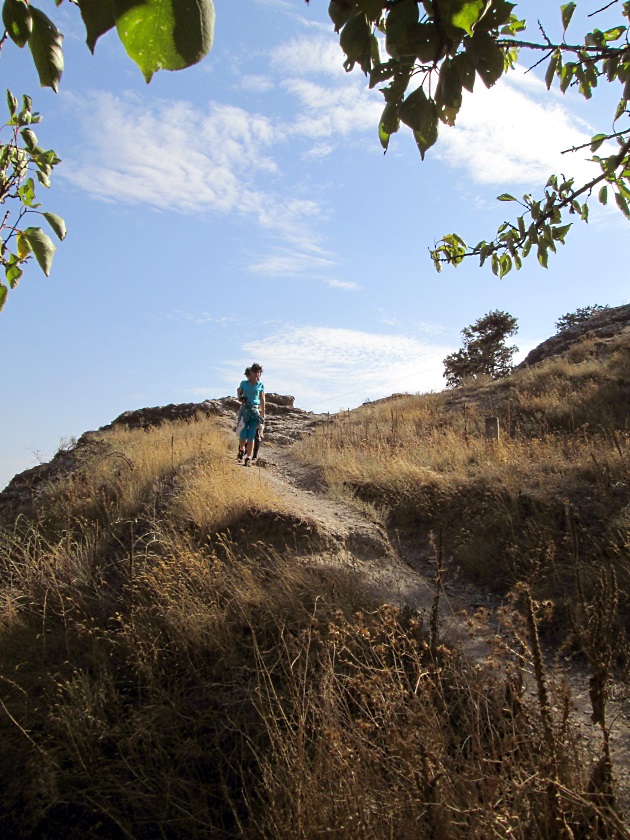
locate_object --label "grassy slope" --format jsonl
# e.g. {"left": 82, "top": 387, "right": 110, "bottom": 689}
{"left": 300, "top": 332, "right": 630, "bottom": 623}
{"left": 0, "top": 334, "right": 628, "bottom": 837}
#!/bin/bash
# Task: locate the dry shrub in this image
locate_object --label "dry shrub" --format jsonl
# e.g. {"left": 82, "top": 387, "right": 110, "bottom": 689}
{"left": 252, "top": 603, "right": 624, "bottom": 839}
{"left": 0, "top": 512, "right": 372, "bottom": 838}
{"left": 0, "top": 505, "right": 625, "bottom": 836}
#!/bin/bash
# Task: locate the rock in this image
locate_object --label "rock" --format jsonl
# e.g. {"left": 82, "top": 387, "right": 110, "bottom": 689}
{"left": 518, "top": 303, "right": 630, "bottom": 368}
{"left": 266, "top": 393, "right": 295, "bottom": 408}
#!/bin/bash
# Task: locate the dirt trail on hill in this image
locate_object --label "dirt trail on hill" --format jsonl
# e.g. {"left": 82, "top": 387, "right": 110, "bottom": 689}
{"left": 233, "top": 405, "right": 630, "bottom": 810}
{"left": 237, "top": 407, "right": 496, "bottom": 658}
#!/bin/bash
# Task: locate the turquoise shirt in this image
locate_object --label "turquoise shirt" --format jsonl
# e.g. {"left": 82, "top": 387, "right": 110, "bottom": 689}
{"left": 239, "top": 379, "right": 264, "bottom": 405}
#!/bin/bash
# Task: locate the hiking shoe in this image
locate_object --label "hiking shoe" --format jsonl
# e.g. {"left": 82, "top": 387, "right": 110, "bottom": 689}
{"left": 237, "top": 449, "right": 244, "bottom": 461}
{"left": 243, "top": 456, "right": 250, "bottom": 467}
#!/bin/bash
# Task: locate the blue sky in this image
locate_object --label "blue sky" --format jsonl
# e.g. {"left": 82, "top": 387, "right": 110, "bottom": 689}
{"left": 1, "top": 0, "right": 628, "bottom": 489}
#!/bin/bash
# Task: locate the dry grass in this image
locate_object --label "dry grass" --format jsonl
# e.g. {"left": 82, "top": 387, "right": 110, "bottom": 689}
{"left": 298, "top": 335, "right": 630, "bottom": 613}
{"left": 0, "top": 381, "right": 628, "bottom": 836}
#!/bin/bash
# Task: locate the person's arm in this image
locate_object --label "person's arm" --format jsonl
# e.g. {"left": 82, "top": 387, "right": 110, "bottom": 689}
{"left": 260, "top": 390, "right": 265, "bottom": 419}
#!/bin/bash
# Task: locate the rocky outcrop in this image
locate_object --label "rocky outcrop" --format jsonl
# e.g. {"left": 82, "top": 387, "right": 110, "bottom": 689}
{"left": 518, "top": 303, "right": 630, "bottom": 368}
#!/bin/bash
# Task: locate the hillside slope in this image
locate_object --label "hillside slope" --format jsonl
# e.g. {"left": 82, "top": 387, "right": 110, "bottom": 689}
{"left": 0, "top": 307, "right": 629, "bottom": 837}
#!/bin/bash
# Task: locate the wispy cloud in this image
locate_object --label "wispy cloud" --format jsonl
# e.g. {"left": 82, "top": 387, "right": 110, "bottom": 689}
{"left": 62, "top": 92, "right": 329, "bottom": 258}
{"left": 435, "top": 68, "right": 603, "bottom": 186}
{"left": 324, "top": 278, "right": 360, "bottom": 290}
{"left": 238, "top": 324, "right": 451, "bottom": 410}
{"left": 62, "top": 35, "right": 608, "bottom": 290}
{"left": 247, "top": 248, "right": 338, "bottom": 276}
{"left": 270, "top": 34, "right": 344, "bottom": 78}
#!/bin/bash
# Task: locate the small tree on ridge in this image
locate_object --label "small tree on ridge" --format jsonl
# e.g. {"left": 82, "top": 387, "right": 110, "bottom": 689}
{"left": 443, "top": 310, "right": 518, "bottom": 387}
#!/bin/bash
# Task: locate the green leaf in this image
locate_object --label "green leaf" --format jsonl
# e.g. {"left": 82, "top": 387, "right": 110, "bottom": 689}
{"left": 473, "top": 0, "right": 515, "bottom": 31}
{"left": 18, "top": 177, "right": 37, "bottom": 207}
{"left": 537, "top": 244, "right": 548, "bottom": 268}
{"left": 385, "top": 0, "right": 419, "bottom": 60}
{"left": 6, "top": 262, "right": 22, "bottom": 287}
{"left": 409, "top": 22, "right": 441, "bottom": 63}
{"left": 614, "top": 191, "right": 630, "bottom": 217}
{"left": 435, "top": 57, "right": 463, "bottom": 125}
{"left": 499, "top": 253, "right": 511, "bottom": 278}
{"left": 23, "top": 226, "right": 56, "bottom": 275}
{"left": 497, "top": 193, "right": 516, "bottom": 201}
{"left": 599, "top": 185, "right": 608, "bottom": 205}
{"left": 412, "top": 108, "right": 439, "bottom": 160}
{"left": 399, "top": 85, "right": 441, "bottom": 155}
{"left": 43, "top": 212, "right": 66, "bottom": 241}
{"left": 450, "top": 0, "right": 490, "bottom": 37}
{"left": 452, "top": 52, "right": 475, "bottom": 93}
{"left": 114, "top": 0, "right": 215, "bottom": 83}
{"left": 603, "top": 26, "right": 626, "bottom": 43}
{"left": 381, "top": 65, "right": 412, "bottom": 102}
{"left": 561, "top": 2, "right": 576, "bottom": 34}
{"left": 6, "top": 89, "right": 18, "bottom": 117}
{"left": 465, "top": 31, "right": 505, "bottom": 89}
{"left": 0, "top": 283, "right": 7, "bottom": 311}
{"left": 590, "top": 133, "right": 607, "bottom": 152}
{"left": 28, "top": 6, "right": 64, "bottom": 92}
{"left": 2, "top": 0, "right": 33, "bottom": 48}
{"left": 545, "top": 51, "right": 560, "bottom": 90}
{"left": 357, "top": 0, "right": 383, "bottom": 22}
{"left": 339, "top": 12, "right": 372, "bottom": 73}
{"left": 76, "top": 0, "right": 116, "bottom": 53}
{"left": 378, "top": 100, "right": 400, "bottom": 151}
{"left": 20, "top": 127, "right": 37, "bottom": 150}
{"left": 369, "top": 59, "right": 397, "bottom": 88}
{"left": 328, "top": 0, "right": 355, "bottom": 32}
{"left": 552, "top": 224, "right": 571, "bottom": 242}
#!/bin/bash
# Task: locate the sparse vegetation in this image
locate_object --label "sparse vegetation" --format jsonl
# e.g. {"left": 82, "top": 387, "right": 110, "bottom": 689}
{"left": 0, "top": 335, "right": 629, "bottom": 837}
{"left": 556, "top": 305, "right": 611, "bottom": 333}
{"left": 301, "top": 329, "right": 630, "bottom": 622}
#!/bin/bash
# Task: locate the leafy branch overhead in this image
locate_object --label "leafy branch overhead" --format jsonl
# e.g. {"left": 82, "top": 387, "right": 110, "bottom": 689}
{"left": 326, "top": 0, "right": 630, "bottom": 276}
{"left": 2, "top": 0, "right": 216, "bottom": 87}
{"left": 0, "top": 0, "right": 215, "bottom": 311}
{"left": 0, "top": 91, "right": 64, "bottom": 311}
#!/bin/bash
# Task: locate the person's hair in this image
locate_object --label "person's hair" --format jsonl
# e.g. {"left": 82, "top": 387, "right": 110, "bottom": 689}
{"left": 251, "top": 363, "right": 263, "bottom": 373}
{"left": 244, "top": 367, "right": 251, "bottom": 376}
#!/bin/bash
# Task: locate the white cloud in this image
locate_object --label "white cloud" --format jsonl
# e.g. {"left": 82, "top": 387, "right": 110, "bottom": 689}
{"left": 302, "top": 142, "right": 335, "bottom": 161}
{"left": 283, "top": 78, "right": 381, "bottom": 139}
{"left": 241, "top": 74, "right": 274, "bottom": 93}
{"left": 271, "top": 34, "right": 345, "bottom": 78}
{"left": 324, "top": 278, "right": 360, "bottom": 291}
{"left": 435, "top": 68, "right": 604, "bottom": 186}
{"left": 248, "top": 248, "right": 337, "bottom": 276}
{"left": 240, "top": 325, "right": 451, "bottom": 411}
{"left": 62, "top": 91, "right": 328, "bottom": 257}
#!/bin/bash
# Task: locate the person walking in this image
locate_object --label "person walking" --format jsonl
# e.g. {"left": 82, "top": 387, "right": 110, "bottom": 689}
{"left": 236, "top": 363, "right": 265, "bottom": 466}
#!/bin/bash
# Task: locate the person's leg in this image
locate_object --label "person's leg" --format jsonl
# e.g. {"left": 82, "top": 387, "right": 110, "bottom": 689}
{"left": 242, "top": 418, "right": 256, "bottom": 464}
{"left": 238, "top": 429, "right": 247, "bottom": 459}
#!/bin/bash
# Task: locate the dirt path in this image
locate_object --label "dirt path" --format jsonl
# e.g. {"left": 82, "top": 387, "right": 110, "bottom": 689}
{"left": 241, "top": 405, "right": 630, "bottom": 811}
{"left": 249, "top": 407, "right": 503, "bottom": 658}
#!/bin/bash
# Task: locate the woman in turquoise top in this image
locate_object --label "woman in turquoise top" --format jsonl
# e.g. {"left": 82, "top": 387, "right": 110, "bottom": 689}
{"left": 237, "top": 363, "right": 265, "bottom": 466}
